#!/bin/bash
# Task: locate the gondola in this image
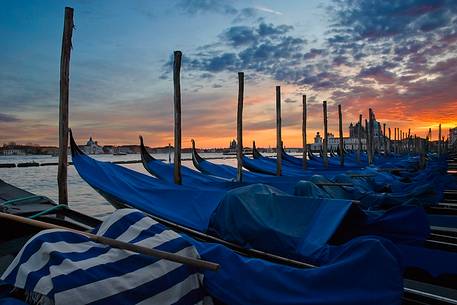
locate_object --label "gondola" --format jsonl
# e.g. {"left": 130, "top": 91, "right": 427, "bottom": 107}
{"left": 69, "top": 132, "right": 457, "bottom": 302}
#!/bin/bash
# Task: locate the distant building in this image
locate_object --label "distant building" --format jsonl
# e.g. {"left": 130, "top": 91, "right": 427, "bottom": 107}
{"left": 309, "top": 112, "right": 386, "bottom": 151}
{"left": 1, "top": 147, "right": 26, "bottom": 156}
{"left": 349, "top": 122, "right": 366, "bottom": 138}
{"left": 82, "top": 137, "right": 104, "bottom": 154}
{"left": 229, "top": 139, "right": 237, "bottom": 150}
{"left": 310, "top": 132, "right": 367, "bottom": 151}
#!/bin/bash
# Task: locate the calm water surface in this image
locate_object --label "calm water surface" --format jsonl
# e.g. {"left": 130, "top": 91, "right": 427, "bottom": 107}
{"left": 0, "top": 153, "right": 238, "bottom": 219}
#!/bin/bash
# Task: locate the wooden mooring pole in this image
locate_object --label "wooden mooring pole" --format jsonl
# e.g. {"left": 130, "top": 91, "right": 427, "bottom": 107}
{"left": 173, "top": 51, "right": 182, "bottom": 185}
{"left": 365, "top": 119, "right": 369, "bottom": 158}
{"left": 276, "top": 86, "right": 282, "bottom": 176}
{"left": 408, "top": 128, "right": 411, "bottom": 152}
{"left": 236, "top": 72, "right": 244, "bottom": 182}
{"left": 357, "top": 114, "right": 362, "bottom": 162}
{"left": 393, "top": 128, "right": 396, "bottom": 154}
{"left": 168, "top": 143, "right": 171, "bottom": 164}
{"left": 388, "top": 127, "right": 391, "bottom": 154}
{"left": 438, "top": 124, "right": 442, "bottom": 156}
{"left": 57, "top": 7, "right": 74, "bottom": 206}
{"left": 322, "top": 101, "right": 328, "bottom": 168}
{"left": 377, "top": 122, "right": 382, "bottom": 154}
{"left": 368, "top": 108, "right": 374, "bottom": 165}
{"left": 302, "top": 95, "right": 307, "bottom": 170}
{"left": 383, "top": 123, "right": 387, "bottom": 156}
{"left": 338, "top": 104, "right": 344, "bottom": 166}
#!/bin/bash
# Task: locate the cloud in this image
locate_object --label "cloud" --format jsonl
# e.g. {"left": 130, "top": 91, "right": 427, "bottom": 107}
{"left": 221, "top": 26, "right": 259, "bottom": 47}
{"left": 284, "top": 98, "right": 297, "bottom": 103}
{"left": 183, "top": 0, "right": 457, "bottom": 135}
{"left": 0, "top": 113, "right": 20, "bottom": 123}
{"left": 176, "top": 0, "right": 237, "bottom": 15}
{"left": 186, "top": 22, "right": 311, "bottom": 85}
{"left": 175, "top": 1, "right": 283, "bottom": 23}
{"left": 254, "top": 6, "right": 283, "bottom": 16}
{"left": 358, "top": 65, "right": 397, "bottom": 84}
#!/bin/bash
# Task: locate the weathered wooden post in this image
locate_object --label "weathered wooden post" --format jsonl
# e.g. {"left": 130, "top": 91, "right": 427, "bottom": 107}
{"left": 357, "top": 114, "right": 362, "bottom": 162}
{"left": 173, "top": 51, "right": 182, "bottom": 185}
{"left": 276, "top": 86, "right": 282, "bottom": 176}
{"left": 338, "top": 104, "right": 344, "bottom": 166}
{"left": 168, "top": 143, "right": 171, "bottom": 164}
{"left": 377, "top": 122, "right": 382, "bottom": 154}
{"left": 428, "top": 127, "right": 432, "bottom": 152}
{"left": 383, "top": 123, "right": 387, "bottom": 156}
{"left": 393, "top": 128, "right": 396, "bottom": 154}
{"left": 236, "top": 72, "right": 244, "bottom": 182}
{"left": 388, "top": 127, "right": 391, "bottom": 154}
{"left": 57, "top": 7, "right": 74, "bottom": 206}
{"left": 322, "top": 101, "right": 328, "bottom": 168}
{"left": 419, "top": 137, "right": 425, "bottom": 168}
{"left": 401, "top": 131, "right": 404, "bottom": 153}
{"left": 368, "top": 109, "right": 374, "bottom": 164}
{"left": 302, "top": 95, "right": 307, "bottom": 170}
{"left": 408, "top": 128, "right": 411, "bottom": 153}
{"left": 438, "top": 124, "right": 442, "bottom": 156}
{"left": 365, "top": 119, "right": 370, "bottom": 159}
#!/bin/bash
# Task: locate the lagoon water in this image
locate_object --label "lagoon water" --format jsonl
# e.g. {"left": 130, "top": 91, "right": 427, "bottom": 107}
{"left": 0, "top": 153, "right": 238, "bottom": 219}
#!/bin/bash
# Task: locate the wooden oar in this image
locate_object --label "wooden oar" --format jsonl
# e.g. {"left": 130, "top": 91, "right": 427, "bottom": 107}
{"left": 0, "top": 212, "right": 219, "bottom": 271}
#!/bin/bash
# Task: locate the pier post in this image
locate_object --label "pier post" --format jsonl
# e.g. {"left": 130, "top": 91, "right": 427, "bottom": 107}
{"left": 393, "top": 128, "right": 396, "bottom": 154}
{"left": 408, "top": 128, "right": 411, "bottom": 152}
{"left": 57, "top": 7, "right": 74, "bottom": 206}
{"left": 365, "top": 119, "right": 369, "bottom": 159}
{"left": 276, "top": 86, "right": 282, "bottom": 176}
{"left": 368, "top": 108, "right": 374, "bottom": 165}
{"left": 322, "top": 101, "right": 328, "bottom": 168}
{"left": 377, "top": 122, "right": 382, "bottom": 154}
{"left": 302, "top": 95, "right": 307, "bottom": 170}
{"left": 388, "top": 127, "right": 391, "bottom": 154}
{"left": 357, "top": 114, "right": 362, "bottom": 162}
{"left": 236, "top": 72, "right": 244, "bottom": 182}
{"left": 168, "top": 143, "right": 171, "bottom": 164}
{"left": 438, "top": 124, "right": 442, "bottom": 156}
{"left": 383, "top": 123, "right": 387, "bottom": 156}
{"left": 173, "top": 51, "right": 182, "bottom": 185}
{"left": 338, "top": 104, "right": 344, "bottom": 166}
{"left": 397, "top": 129, "right": 400, "bottom": 153}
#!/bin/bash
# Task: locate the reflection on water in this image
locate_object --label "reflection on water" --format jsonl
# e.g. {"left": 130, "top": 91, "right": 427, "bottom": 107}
{"left": 0, "top": 153, "right": 238, "bottom": 219}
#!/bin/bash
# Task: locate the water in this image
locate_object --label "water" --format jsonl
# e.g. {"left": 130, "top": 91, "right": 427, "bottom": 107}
{"left": 0, "top": 153, "right": 238, "bottom": 219}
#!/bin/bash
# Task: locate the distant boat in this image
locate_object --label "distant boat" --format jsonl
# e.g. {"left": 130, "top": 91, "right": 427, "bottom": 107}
{"left": 113, "top": 152, "right": 127, "bottom": 156}
{"left": 113, "top": 147, "right": 127, "bottom": 155}
{"left": 222, "top": 148, "right": 252, "bottom": 155}
{"left": 16, "top": 161, "right": 39, "bottom": 167}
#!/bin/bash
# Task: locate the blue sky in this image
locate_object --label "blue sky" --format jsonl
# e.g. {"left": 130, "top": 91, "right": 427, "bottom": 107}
{"left": 1, "top": 0, "right": 456, "bottom": 147}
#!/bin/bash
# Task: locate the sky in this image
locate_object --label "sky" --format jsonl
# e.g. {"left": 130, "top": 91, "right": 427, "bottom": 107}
{"left": 1, "top": 0, "right": 456, "bottom": 148}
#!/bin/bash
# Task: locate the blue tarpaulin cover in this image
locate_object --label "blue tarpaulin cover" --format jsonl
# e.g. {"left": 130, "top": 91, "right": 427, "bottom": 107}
{"left": 71, "top": 142, "right": 454, "bottom": 281}
{"left": 0, "top": 209, "right": 404, "bottom": 305}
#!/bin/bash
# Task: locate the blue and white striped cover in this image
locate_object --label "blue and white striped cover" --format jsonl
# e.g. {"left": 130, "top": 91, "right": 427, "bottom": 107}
{"left": 1, "top": 209, "right": 211, "bottom": 305}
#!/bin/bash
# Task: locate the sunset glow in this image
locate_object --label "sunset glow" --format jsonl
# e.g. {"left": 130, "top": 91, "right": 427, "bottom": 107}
{"left": 1, "top": 0, "right": 456, "bottom": 147}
